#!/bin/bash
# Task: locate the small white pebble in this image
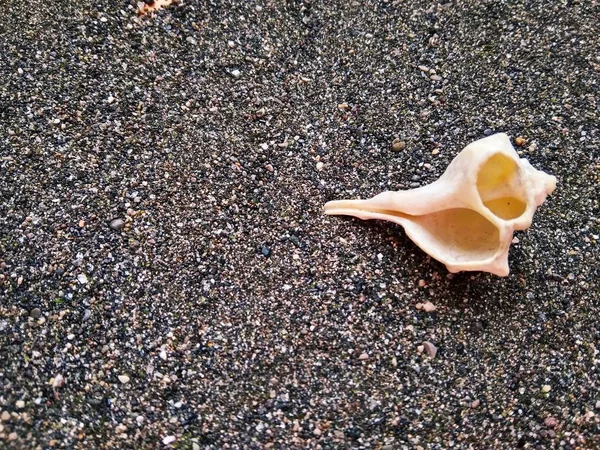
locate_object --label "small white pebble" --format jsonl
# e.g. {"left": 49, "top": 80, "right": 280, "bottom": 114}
{"left": 77, "top": 274, "right": 88, "bottom": 284}
{"left": 358, "top": 352, "right": 369, "bottom": 360}
{"left": 118, "top": 374, "right": 130, "bottom": 384}
{"left": 17, "top": 68, "right": 23, "bottom": 75}
{"left": 159, "top": 350, "right": 167, "bottom": 360}
{"left": 163, "top": 435, "right": 176, "bottom": 445}
{"left": 260, "top": 143, "right": 269, "bottom": 150}
{"left": 541, "top": 384, "right": 551, "bottom": 393}
{"left": 15, "top": 400, "right": 24, "bottom": 409}
{"left": 316, "top": 161, "right": 324, "bottom": 171}
{"left": 100, "top": 16, "right": 108, "bottom": 22}
{"left": 230, "top": 69, "right": 241, "bottom": 78}
{"left": 422, "top": 301, "right": 437, "bottom": 312}
{"left": 52, "top": 374, "right": 65, "bottom": 388}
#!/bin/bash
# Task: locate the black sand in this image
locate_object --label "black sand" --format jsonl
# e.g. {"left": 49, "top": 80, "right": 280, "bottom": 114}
{"left": 1, "top": 0, "right": 599, "bottom": 448}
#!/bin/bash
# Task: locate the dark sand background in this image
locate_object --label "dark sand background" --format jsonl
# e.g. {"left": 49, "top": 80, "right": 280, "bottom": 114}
{"left": 1, "top": 0, "right": 599, "bottom": 448}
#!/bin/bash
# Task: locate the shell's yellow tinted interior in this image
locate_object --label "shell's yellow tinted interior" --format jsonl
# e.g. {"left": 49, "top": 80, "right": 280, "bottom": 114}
{"left": 477, "top": 153, "right": 527, "bottom": 220}
{"left": 412, "top": 208, "right": 500, "bottom": 262}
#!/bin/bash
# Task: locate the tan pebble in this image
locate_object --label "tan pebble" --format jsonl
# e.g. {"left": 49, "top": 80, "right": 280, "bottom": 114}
{"left": 471, "top": 399, "right": 480, "bottom": 408}
{"left": 8, "top": 432, "right": 17, "bottom": 441}
{"left": 118, "top": 374, "right": 130, "bottom": 384}
{"left": 1, "top": 411, "right": 10, "bottom": 421}
{"left": 313, "top": 427, "right": 322, "bottom": 436}
{"left": 78, "top": 220, "right": 85, "bottom": 228}
{"left": 541, "top": 384, "right": 551, "bottom": 393}
{"left": 391, "top": 139, "right": 406, "bottom": 152}
{"left": 431, "top": 148, "right": 439, "bottom": 155}
{"left": 337, "top": 103, "right": 349, "bottom": 110}
{"left": 15, "top": 400, "right": 24, "bottom": 409}
{"left": 418, "top": 279, "right": 426, "bottom": 287}
{"left": 515, "top": 136, "right": 526, "bottom": 146}
{"left": 358, "top": 352, "right": 369, "bottom": 360}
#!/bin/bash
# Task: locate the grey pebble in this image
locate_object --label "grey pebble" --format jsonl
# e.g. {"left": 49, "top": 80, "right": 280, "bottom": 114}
{"left": 109, "top": 218, "right": 124, "bottom": 230}
{"left": 423, "top": 341, "right": 438, "bottom": 358}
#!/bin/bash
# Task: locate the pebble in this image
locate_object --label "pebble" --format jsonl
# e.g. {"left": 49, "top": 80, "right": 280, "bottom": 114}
{"left": 391, "top": 139, "right": 406, "bottom": 152}
{"left": 118, "top": 374, "right": 130, "bottom": 384}
{"left": 515, "top": 136, "right": 526, "bottom": 146}
{"left": 358, "top": 352, "right": 369, "bottom": 360}
{"left": 230, "top": 69, "right": 241, "bottom": 78}
{"left": 163, "top": 436, "right": 176, "bottom": 445}
{"left": 77, "top": 273, "right": 88, "bottom": 284}
{"left": 471, "top": 399, "right": 480, "bottom": 408}
{"left": 8, "top": 432, "right": 17, "bottom": 441}
{"left": 1, "top": 411, "right": 10, "bottom": 421}
{"left": 316, "top": 161, "right": 324, "bottom": 171}
{"left": 430, "top": 74, "right": 442, "bottom": 81}
{"left": 52, "top": 374, "right": 65, "bottom": 388}
{"left": 422, "top": 341, "right": 437, "bottom": 358}
{"left": 422, "top": 301, "right": 437, "bottom": 312}
{"left": 109, "top": 218, "right": 124, "bottom": 230}
{"left": 541, "top": 384, "right": 552, "bottom": 393}
{"left": 544, "top": 417, "right": 558, "bottom": 428}
{"left": 15, "top": 400, "right": 24, "bottom": 409}
{"left": 30, "top": 308, "right": 42, "bottom": 318}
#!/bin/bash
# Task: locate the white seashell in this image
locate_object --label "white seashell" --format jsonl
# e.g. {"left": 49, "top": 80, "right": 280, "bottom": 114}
{"left": 324, "top": 133, "right": 557, "bottom": 276}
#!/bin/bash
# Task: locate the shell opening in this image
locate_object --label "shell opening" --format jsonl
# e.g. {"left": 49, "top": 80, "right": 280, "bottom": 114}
{"left": 477, "top": 153, "right": 527, "bottom": 220}
{"left": 411, "top": 208, "right": 501, "bottom": 263}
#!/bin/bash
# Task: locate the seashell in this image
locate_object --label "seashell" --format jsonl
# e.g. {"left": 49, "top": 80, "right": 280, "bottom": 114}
{"left": 324, "top": 133, "right": 557, "bottom": 276}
